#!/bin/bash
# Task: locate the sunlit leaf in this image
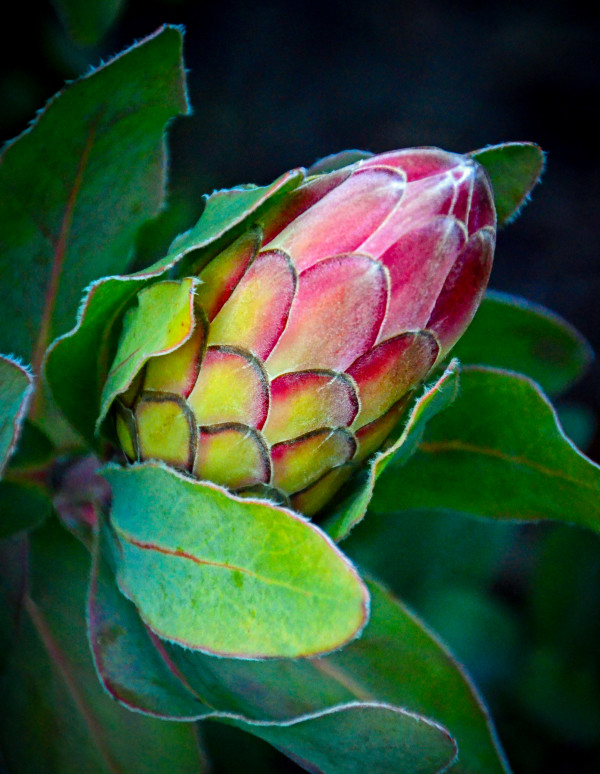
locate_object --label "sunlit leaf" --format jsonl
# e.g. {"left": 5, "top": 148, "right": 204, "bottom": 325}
{"left": 104, "top": 462, "right": 369, "bottom": 658}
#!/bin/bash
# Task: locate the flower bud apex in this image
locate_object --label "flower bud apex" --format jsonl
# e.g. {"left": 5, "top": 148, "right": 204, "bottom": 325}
{"left": 111, "top": 147, "right": 496, "bottom": 514}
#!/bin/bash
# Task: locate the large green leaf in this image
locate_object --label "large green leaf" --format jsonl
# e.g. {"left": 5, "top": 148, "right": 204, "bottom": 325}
{"left": 90, "top": 533, "right": 508, "bottom": 773}
{"left": 323, "top": 361, "right": 460, "bottom": 542}
{"left": 471, "top": 142, "right": 544, "bottom": 226}
{"left": 104, "top": 462, "right": 369, "bottom": 658}
{"left": 371, "top": 366, "right": 600, "bottom": 530}
{"left": 0, "top": 519, "right": 206, "bottom": 774}
{"left": 452, "top": 291, "right": 592, "bottom": 396}
{"left": 0, "top": 26, "right": 188, "bottom": 378}
{"left": 233, "top": 702, "right": 457, "bottom": 774}
{"left": 45, "top": 169, "right": 304, "bottom": 447}
{"left": 0, "top": 355, "right": 33, "bottom": 476}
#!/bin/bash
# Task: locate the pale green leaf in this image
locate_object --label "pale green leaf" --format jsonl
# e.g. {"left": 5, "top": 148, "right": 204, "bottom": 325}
{"left": 104, "top": 462, "right": 369, "bottom": 658}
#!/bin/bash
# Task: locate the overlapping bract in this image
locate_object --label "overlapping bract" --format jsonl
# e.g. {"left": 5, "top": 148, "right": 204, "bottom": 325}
{"left": 113, "top": 148, "right": 496, "bottom": 514}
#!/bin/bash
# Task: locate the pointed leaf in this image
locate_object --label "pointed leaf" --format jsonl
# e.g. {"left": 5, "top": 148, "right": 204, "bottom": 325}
{"left": 103, "top": 462, "right": 369, "bottom": 658}
{"left": 323, "top": 361, "right": 460, "bottom": 542}
{"left": 471, "top": 142, "right": 544, "bottom": 226}
{"left": 0, "top": 519, "right": 206, "bottom": 774}
{"left": 235, "top": 702, "right": 457, "bottom": 774}
{"left": 371, "top": 366, "right": 600, "bottom": 530}
{"left": 452, "top": 290, "right": 593, "bottom": 396}
{"left": 0, "top": 355, "right": 34, "bottom": 475}
{"left": 0, "top": 27, "right": 189, "bottom": 377}
{"left": 45, "top": 172, "right": 304, "bottom": 447}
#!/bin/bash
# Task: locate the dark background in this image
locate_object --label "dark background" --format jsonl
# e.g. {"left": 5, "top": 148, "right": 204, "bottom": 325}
{"left": 2, "top": 1, "right": 599, "bottom": 772}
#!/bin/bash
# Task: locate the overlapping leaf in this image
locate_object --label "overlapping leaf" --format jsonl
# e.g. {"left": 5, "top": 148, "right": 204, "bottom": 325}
{"left": 371, "top": 366, "right": 600, "bottom": 529}
{"left": 104, "top": 462, "right": 369, "bottom": 658}
{"left": 45, "top": 169, "right": 304, "bottom": 446}
{"left": 471, "top": 142, "right": 544, "bottom": 225}
{"left": 453, "top": 291, "right": 592, "bottom": 396}
{"left": 0, "top": 27, "right": 188, "bottom": 381}
{"left": 0, "top": 520, "right": 206, "bottom": 773}
{"left": 89, "top": 524, "right": 509, "bottom": 773}
{"left": 0, "top": 355, "right": 34, "bottom": 475}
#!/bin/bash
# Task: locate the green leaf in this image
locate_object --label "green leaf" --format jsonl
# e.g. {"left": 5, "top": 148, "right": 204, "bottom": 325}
{"left": 371, "top": 366, "right": 600, "bottom": 530}
{"left": 452, "top": 291, "right": 593, "bottom": 396}
{"left": 0, "top": 481, "right": 51, "bottom": 539}
{"left": 98, "top": 277, "right": 198, "bottom": 426}
{"left": 0, "top": 519, "right": 206, "bottom": 774}
{"left": 51, "top": 0, "right": 126, "bottom": 46}
{"left": 0, "top": 26, "right": 189, "bottom": 377}
{"left": 45, "top": 170, "right": 304, "bottom": 447}
{"left": 233, "top": 702, "right": 457, "bottom": 774}
{"left": 0, "top": 355, "right": 34, "bottom": 476}
{"left": 471, "top": 142, "right": 544, "bottom": 226}
{"left": 90, "top": 540, "right": 508, "bottom": 773}
{"left": 103, "top": 462, "right": 369, "bottom": 658}
{"left": 88, "top": 519, "right": 208, "bottom": 718}
{"left": 323, "top": 361, "right": 460, "bottom": 542}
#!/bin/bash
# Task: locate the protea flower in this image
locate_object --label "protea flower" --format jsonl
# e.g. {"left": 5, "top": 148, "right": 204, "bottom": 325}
{"left": 112, "top": 147, "right": 496, "bottom": 515}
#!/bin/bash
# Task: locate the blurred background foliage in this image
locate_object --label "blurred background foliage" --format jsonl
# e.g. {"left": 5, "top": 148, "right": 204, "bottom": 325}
{"left": 1, "top": 1, "right": 599, "bottom": 772}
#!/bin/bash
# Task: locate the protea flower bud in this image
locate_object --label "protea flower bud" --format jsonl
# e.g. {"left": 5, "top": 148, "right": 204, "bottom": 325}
{"left": 112, "top": 148, "right": 496, "bottom": 515}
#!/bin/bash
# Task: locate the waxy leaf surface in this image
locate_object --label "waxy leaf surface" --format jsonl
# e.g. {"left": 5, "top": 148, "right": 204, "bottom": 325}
{"left": 90, "top": 532, "right": 508, "bottom": 773}
{"left": 453, "top": 291, "right": 592, "bottom": 396}
{"left": 471, "top": 142, "right": 544, "bottom": 226}
{"left": 0, "top": 27, "right": 188, "bottom": 376}
{"left": 0, "top": 519, "right": 206, "bottom": 774}
{"left": 371, "top": 367, "right": 600, "bottom": 530}
{"left": 323, "top": 361, "right": 460, "bottom": 542}
{"left": 0, "top": 355, "right": 33, "bottom": 475}
{"left": 104, "top": 462, "right": 369, "bottom": 658}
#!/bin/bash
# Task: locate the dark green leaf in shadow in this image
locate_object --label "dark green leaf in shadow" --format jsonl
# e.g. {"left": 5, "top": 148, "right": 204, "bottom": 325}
{"left": 0, "top": 481, "right": 51, "bottom": 539}
{"left": 323, "top": 361, "right": 459, "bottom": 542}
{"left": 0, "top": 26, "right": 188, "bottom": 377}
{"left": 470, "top": 142, "right": 544, "bottom": 226}
{"left": 51, "top": 0, "right": 126, "bottom": 47}
{"left": 231, "top": 702, "right": 457, "bottom": 774}
{"left": 0, "top": 355, "right": 34, "bottom": 476}
{"left": 45, "top": 169, "right": 304, "bottom": 447}
{"left": 371, "top": 367, "right": 600, "bottom": 530}
{"left": 104, "top": 462, "right": 369, "bottom": 658}
{"left": 452, "top": 291, "right": 593, "bottom": 396}
{"left": 0, "top": 518, "right": 206, "bottom": 773}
